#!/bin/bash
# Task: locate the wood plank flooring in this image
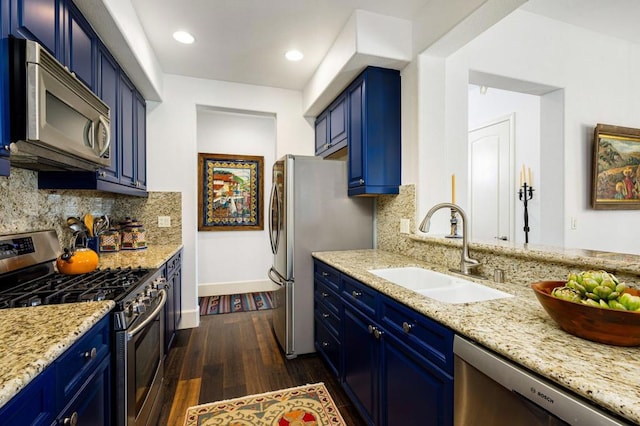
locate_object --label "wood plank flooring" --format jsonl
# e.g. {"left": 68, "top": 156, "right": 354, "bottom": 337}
{"left": 158, "top": 309, "right": 366, "bottom": 426}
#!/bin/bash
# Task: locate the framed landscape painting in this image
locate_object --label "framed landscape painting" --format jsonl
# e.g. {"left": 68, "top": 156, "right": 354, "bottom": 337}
{"left": 198, "top": 153, "right": 264, "bottom": 231}
{"left": 592, "top": 123, "right": 640, "bottom": 210}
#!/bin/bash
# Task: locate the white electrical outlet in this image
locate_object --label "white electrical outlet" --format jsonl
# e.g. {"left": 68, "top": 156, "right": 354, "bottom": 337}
{"left": 570, "top": 217, "right": 577, "bottom": 230}
{"left": 400, "top": 218, "right": 410, "bottom": 234}
{"left": 158, "top": 216, "right": 171, "bottom": 228}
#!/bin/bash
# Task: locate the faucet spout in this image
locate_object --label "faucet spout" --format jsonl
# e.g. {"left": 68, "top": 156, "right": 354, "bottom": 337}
{"left": 419, "top": 202, "right": 481, "bottom": 276}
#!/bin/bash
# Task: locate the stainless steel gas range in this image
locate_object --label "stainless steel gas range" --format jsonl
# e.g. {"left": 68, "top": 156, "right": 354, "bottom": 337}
{"left": 0, "top": 230, "right": 167, "bottom": 426}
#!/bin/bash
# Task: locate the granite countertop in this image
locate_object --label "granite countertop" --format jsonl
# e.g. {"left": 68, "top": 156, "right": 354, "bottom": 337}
{"left": 0, "top": 301, "right": 114, "bottom": 410}
{"left": 97, "top": 244, "right": 182, "bottom": 269}
{"left": 313, "top": 249, "right": 640, "bottom": 425}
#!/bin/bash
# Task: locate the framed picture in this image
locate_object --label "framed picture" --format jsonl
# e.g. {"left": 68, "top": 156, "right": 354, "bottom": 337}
{"left": 198, "top": 153, "right": 264, "bottom": 231}
{"left": 592, "top": 123, "right": 640, "bottom": 210}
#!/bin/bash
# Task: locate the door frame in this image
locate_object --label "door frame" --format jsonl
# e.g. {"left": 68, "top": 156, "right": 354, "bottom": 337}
{"left": 468, "top": 113, "right": 516, "bottom": 243}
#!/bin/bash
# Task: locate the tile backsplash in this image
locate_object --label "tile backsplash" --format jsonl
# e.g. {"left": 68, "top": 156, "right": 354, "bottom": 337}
{"left": 0, "top": 168, "right": 181, "bottom": 248}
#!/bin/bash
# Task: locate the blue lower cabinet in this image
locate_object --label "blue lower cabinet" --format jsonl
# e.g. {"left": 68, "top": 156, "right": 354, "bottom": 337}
{"left": 382, "top": 333, "right": 453, "bottom": 426}
{"left": 313, "top": 259, "right": 454, "bottom": 426}
{"left": 0, "top": 315, "right": 111, "bottom": 426}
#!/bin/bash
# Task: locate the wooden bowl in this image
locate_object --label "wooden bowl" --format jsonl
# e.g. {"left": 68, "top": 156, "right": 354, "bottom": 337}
{"left": 531, "top": 281, "right": 640, "bottom": 346}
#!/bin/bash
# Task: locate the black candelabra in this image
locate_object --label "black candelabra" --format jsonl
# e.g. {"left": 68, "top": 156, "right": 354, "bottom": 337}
{"left": 518, "top": 183, "right": 534, "bottom": 243}
{"left": 445, "top": 208, "right": 462, "bottom": 239}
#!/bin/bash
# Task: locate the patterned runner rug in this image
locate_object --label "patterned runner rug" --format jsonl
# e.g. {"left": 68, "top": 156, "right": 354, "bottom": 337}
{"left": 184, "top": 382, "right": 346, "bottom": 425}
{"left": 199, "top": 292, "right": 273, "bottom": 315}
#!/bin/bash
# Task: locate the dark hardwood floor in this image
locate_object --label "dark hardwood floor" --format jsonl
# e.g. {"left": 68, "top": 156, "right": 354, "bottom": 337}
{"left": 158, "top": 309, "right": 366, "bottom": 425}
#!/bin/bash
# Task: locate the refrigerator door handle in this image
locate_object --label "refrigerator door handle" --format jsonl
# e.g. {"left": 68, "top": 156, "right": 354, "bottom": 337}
{"left": 268, "top": 266, "right": 286, "bottom": 286}
{"left": 268, "top": 182, "right": 280, "bottom": 255}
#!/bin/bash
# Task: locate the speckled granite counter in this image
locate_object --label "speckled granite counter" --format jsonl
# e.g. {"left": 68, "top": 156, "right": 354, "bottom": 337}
{"left": 97, "top": 244, "right": 182, "bottom": 269}
{"left": 313, "top": 249, "right": 640, "bottom": 425}
{"left": 0, "top": 301, "right": 114, "bottom": 410}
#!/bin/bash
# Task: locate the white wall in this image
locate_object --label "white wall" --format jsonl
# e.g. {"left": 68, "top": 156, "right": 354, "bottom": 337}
{"left": 145, "top": 74, "right": 313, "bottom": 329}
{"left": 419, "top": 9, "right": 640, "bottom": 254}
{"left": 196, "top": 109, "right": 276, "bottom": 294}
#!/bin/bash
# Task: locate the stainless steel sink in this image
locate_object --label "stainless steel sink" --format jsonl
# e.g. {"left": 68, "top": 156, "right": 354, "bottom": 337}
{"left": 368, "top": 267, "right": 513, "bottom": 304}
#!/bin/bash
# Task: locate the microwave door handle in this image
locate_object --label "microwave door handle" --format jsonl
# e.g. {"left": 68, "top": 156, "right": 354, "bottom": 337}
{"left": 85, "top": 121, "right": 95, "bottom": 150}
{"left": 97, "top": 115, "right": 111, "bottom": 157}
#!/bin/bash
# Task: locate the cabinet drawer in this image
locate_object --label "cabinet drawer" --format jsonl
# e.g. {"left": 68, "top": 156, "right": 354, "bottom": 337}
{"left": 342, "top": 274, "right": 377, "bottom": 317}
{"left": 314, "top": 260, "right": 341, "bottom": 292}
{"left": 166, "top": 250, "right": 182, "bottom": 277}
{"left": 56, "top": 315, "right": 111, "bottom": 405}
{"left": 315, "top": 280, "right": 341, "bottom": 315}
{"left": 314, "top": 303, "right": 340, "bottom": 337}
{"left": 315, "top": 320, "right": 341, "bottom": 376}
{"left": 380, "top": 295, "right": 454, "bottom": 373}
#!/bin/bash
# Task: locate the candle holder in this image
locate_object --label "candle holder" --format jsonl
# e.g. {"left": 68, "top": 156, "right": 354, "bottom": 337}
{"left": 445, "top": 208, "right": 462, "bottom": 239}
{"left": 518, "top": 183, "right": 534, "bottom": 244}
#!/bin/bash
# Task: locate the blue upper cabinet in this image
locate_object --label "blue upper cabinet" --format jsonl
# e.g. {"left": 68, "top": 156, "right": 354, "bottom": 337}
{"left": 95, "top": 43, "right": 119, "bottom": 184}
{"left": 65, "top": 0, "right": 94, "bottom": 89}
{"left": 347, "top": 67, "right": 401, "bottom": 196}
{"left": 10, "top": 0, "right": 59, "bottom": 57}
{"left": 314, "top": 66, "right": 401, "bottom": 196}
{"left": 1, "top": 1, "right": 10, "bottom": 175}
{"left": 315, "top": 93, "right": 348, "bottom": 158}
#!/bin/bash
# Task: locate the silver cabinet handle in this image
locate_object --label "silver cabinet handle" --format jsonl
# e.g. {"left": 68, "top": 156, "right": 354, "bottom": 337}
{"left": 322, "top": 272, "right": 329, "bottom": 277}
{"left": 373, "top": 328, "right": 383, "bottom": 339}
{"left": 63, "top": 412, "right": 78, "bottom": 426}
{"left": 321, "top": 292, "right": 329, "bottom": 298}
{"left": 352, "top": 290, "right": 362, "bottom": 298}
{"left": 368, "top": 324, "right": 375, "bottom": 334}
{"left": 83, "top": 347, "right": 97, "bottom": 359}
{"left": 322, "top": 341, "right": 330, "bottom": 348}
{"left": 322, "top": 313, "right": 330, "bottom": 319}
{"left": 359, "top": 178, "right": 365, "bottom": 185}
{"left": 402, "top": 322, "right": 413, "bottom": 334}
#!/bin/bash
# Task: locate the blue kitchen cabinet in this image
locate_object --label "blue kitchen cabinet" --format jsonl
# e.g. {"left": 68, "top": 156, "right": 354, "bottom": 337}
{"left": 64, "top": 0, "right": 94, "bottom": 89}
{"left": 9, "top": 0, "right": 59, "bottom": 57}
{"left": 164, "top": 249, "right": 183, "bottom": 355}
{"left": 313, "top": 259, "right": 454, "bottom": 426}
{"left": 0, "top": 314, "right": 111, "bottom": 425}
{"left": 119, "top": 72, "right": 136, "bottom": 188}
{"left": 95, "top": 42, "right": 120, "bottom": 184}
{"left": 135, "top": 91, "right": 147, "bottom": 189}
{"left": 1, "top": 2, "right": 9, "bottom": 176}
{"left": 347, "top": 67, "right": 401, "bottom": 196}
{"left": 314, "top": 262, "right": 343, "bottom": 376}
{"left": 315, "top": 93, "right": 348, "bottom": 158}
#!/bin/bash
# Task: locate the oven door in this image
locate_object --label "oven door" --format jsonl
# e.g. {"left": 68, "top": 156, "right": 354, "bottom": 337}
{"left": 116, "top": 289, "right": 166, "bottom": 426}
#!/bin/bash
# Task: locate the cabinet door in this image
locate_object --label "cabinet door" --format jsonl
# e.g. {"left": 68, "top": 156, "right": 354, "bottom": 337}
{"left": 315, "top": 112, "right": 328, "bottom": 155}
{"left": 347, "top": 76, "right": 365, "bottom": 189}
{"left": 382, "top": 335, "right": 453, "bottom": 426}
{"left": 119, "top": 73, "right": 136, "bottom": 187}
{"left": 343, "top": 304, "right": 378, "bottom": 425}
{"left": 164, "top": 271, "right": 176, "bottom": 354}
{"left": 65, "top": 0, "right": 94, "bottom": 89}
{"left": 0, "top": 367, "right": 55, "bottom": 425}
{"left": 57, "top": 355, "right": 111, "bottom": 426}
{"left": 329, "top": 94, "right": 347, "bottom": 147}
{"left": 10, "top": 0, "right": 59, "bottom": 57}
{"left": 96, "top": 44, "right": 120, "bottom": 183}
{"left": 135, "top": 92, "right": 147, "bottom": 189}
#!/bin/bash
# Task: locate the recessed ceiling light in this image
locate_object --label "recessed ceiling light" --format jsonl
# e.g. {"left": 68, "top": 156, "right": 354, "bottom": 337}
{"left": 285, "top": 50, "right": 304, "bottom": 61}
{"left": 173, "top": 31, "right": 195, "bottom": 44}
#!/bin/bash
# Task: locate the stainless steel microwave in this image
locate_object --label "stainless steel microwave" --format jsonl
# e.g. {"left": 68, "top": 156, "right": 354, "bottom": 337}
{"left": 8, "top": 37, "right": 111, "bottom": 171}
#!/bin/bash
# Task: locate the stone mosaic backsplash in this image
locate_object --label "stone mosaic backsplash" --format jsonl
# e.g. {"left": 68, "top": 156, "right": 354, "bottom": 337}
{"left": 376, "top": 184, "right": 640, "bottom": 287}
{"left": 0, "top": 168, "right": 181, "bottom": 249}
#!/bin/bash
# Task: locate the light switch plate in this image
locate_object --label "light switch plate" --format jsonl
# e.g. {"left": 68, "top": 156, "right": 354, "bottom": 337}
{"left": 158, "top": 216, "right": 171, "bottom": 228}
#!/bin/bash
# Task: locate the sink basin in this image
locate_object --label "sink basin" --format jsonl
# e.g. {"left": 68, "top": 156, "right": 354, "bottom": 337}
{"left": 368, "top": 267, "right": 513, "bottom": 304}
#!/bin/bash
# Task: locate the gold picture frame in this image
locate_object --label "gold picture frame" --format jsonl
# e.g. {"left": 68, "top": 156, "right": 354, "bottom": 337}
{"left": 198, "top": 153, "right": 264, "bottom": 231}
{"left": 592, "top": 123, "right": 640, "bottom": 210}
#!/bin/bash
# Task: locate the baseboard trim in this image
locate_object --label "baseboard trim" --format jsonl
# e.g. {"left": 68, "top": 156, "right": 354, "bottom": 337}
{"left": 198, "top": 279, "right": 278, "bottom": 297}
{"left": 178, "top": 308, "right": 200, "bottom": 329}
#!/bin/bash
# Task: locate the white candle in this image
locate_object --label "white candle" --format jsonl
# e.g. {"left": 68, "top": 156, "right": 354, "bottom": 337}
{"left": 528, "top": 167, "right": 532, "bottom": 187}
{"left": 451, "top": 174, "right": 456, "bottom": 204}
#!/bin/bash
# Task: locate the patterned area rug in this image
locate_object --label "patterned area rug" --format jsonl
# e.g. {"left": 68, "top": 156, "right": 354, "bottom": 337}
{"left": 184, "top": 382, "right": 346, "bottom": 426}
{"left": 199, "top": 292, "right": 273, "bottom": 315}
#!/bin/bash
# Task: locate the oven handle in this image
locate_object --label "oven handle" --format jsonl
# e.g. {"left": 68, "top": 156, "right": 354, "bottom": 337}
{"left": 127, "top": 289, "right": 167, "bottom": 341}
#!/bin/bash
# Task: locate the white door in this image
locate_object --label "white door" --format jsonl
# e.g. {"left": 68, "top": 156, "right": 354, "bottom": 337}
{"left": 469, "top": 116, "right": 514, "bottom": 242}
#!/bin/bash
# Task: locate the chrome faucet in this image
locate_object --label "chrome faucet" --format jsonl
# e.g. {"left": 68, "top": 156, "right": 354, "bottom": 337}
{"left": 419, "top": 203, "right": 482, "bottom": 276}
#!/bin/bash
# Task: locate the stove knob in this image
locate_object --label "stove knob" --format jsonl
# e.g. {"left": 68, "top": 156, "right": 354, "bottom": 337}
{"left": 139, "top": 295, "right": 151, "bottom": 306}
{"left": 134, "top": 302, "right": 147, "bottom": 314}
{"left": 147, "top": 288, "right": 159, "bottom": 298}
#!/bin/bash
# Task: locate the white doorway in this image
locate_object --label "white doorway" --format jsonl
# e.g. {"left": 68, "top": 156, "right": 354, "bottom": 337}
{"left": 469, "top": 115, "right": 514, "bottom": 242}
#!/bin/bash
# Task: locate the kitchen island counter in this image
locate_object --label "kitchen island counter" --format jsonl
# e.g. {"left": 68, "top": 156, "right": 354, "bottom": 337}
{"left": 0, "top": 301, "right": 114, "bottom": 410}
{"left": 313, "top": 249, "right": 640, "bottom": 424}
{"left": 97, "top": 244, "right": 183, "bottom": 269}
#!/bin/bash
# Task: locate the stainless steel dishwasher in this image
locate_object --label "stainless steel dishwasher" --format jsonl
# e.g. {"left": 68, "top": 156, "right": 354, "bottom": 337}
{"left": 453, "top": 335, "right": 628, "bottom": 425}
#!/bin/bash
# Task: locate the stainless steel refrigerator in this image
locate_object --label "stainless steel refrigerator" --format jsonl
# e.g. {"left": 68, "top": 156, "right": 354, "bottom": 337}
{"left": 267, "top": 155, "right": 373, "bottom": 358}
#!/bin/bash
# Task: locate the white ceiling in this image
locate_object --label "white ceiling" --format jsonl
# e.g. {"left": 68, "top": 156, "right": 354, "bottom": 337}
{"left": 130, "top": 0, "right": 429, "bottom": 91}
{"left": 128, "top": 0, "right": 640, "bottom": 92}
